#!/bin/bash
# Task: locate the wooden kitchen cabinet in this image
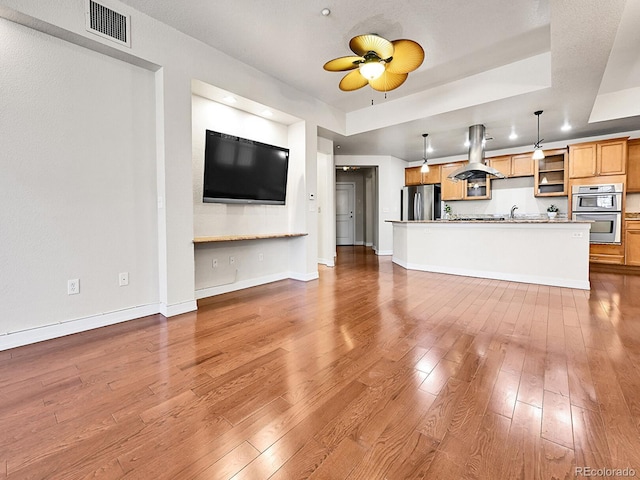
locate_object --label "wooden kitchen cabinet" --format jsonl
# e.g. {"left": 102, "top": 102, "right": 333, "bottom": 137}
{"left": 599, "top": 140, "right": 627, "bottom": 175}
{"left": 569, "top": 143, "right": 596, "bottom": 178}
{"left": 625, "top": 221, "right": 640, "bottom": 266}
{"left": 489, "top": 154, "right": 533, "bottom": 178}
{"left": 404, "top": 166, "right": 422, "bottom": 186}
{"left": 590, "top": 243, "right": 625, "bottom": 265}
{"left": 626, "top": 139, "right": 640, "bottom": 192}
{"left": 569, "top": 137, "right": 627, "bottom": 179}
{"left": 464, "top": 176, "right": 491, "bottom": 199}
{"left": 441, "top": 163, "right": 465, "bottom": 200}
{"left": 488, "top": 155, "right": 511, "bottom": 177}
{"left": 405, "top": 164, "right": 442, "bottom": 186}
{"left": 422, "top": 164, "right": 441, "bottom": 184}
{"left": 534, "top": 148, "right": 567, "bottom": 196}
{"left": 510, "top": 153, "right": 535, "bottom": 177}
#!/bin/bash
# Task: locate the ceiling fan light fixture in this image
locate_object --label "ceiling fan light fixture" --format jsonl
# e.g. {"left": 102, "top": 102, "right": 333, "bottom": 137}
{"left": 326, "top": 34, "right": 423, "bottom": 92}
{"left": 359, "top": 58, "right": 385, "bottom": 80}
{"left": 532, "top": 110, "right": 545, "bottom": 160}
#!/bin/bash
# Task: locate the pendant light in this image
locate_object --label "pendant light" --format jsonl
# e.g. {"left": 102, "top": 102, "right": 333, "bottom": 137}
{"left": 532, "top": 110, "right": 545, "bottom": 160}
{"left": 421, "top": 133, "right": 430, "bottom": 173}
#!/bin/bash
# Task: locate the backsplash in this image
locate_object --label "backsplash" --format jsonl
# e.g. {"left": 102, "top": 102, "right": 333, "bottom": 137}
{"left": 444, "top": 177, "right": 568, "bottom": 217}
{"left": 626, "top": 193, "right": 640, "bottom": 212}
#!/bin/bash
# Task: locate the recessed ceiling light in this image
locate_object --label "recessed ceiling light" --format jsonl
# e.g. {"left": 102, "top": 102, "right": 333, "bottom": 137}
{"left": 222, "top": 95, "right": 236, "bottom": 104}
{"left": 321, "top": 8, "right": 331, "bottom": 16}
{"left": 427, "top": 146, "right": 434, "bottom": 154}
{"left": 561, "top": 122, "right": 572, "bottom": 132}
{"left": 509, "top": 130, "right": 518, "bottom": 140}
{"left": 262, "top": 109, "right": 273, "bottom": 117}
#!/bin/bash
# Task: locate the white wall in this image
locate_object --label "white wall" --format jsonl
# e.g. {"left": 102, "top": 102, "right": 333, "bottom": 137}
{"left": 0, "top": 0, "right": 327, "bottom": 349}
{"left": 335, "top": 155, "right": 405, "bottom": 255}
{"left": 0, "top": 18, "right": 158, "bottom": 339}
{"left": 365, "top": 170, "right": 376, "bottom": 247}
{"left": 192, "top": 96, "right": 319, "bottom": 297}
{"left": 192, "top": 95, "right": 291, "bottom": 236}
{"left": 317, "top": 137, "right": 335, "bottom": 266}
{"left": 287, "top": 121, "right": 319, "bottom": 279}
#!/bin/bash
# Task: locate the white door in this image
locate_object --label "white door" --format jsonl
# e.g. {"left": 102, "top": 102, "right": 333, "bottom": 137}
{"left": 336, "top": 183, "right": 355, "bottom": 245}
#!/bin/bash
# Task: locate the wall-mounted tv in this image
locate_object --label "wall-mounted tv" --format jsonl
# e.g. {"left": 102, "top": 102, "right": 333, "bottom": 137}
{"left": 203, "top": 130, "right": 289, "bottom": 205}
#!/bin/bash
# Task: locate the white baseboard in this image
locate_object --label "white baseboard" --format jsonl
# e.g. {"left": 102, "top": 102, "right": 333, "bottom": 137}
{"left": 196, "top": 271, "right": 319, "bottom": 300}
{"left": 376, "top": 250, "right": 393, "bottom": 256}
{"left": 289, "top": 271, "right": 320, "bottom": 282}
{"left": 159, "top": 300, "right": 198, "bottom": 317}
{"left": 318, "top": 257, "right": 335, "bottom": 267}
{"left": 394, "top": 258, "right": 590, "bottom": 290}
{"left": 196, "top": 272, "right": 289, "bottom": 299}
{"left": 365, "top": 242, "right": 373, "bottom": 247}
{"left": 0, "top": 304, "right": 161, "bottom": 352}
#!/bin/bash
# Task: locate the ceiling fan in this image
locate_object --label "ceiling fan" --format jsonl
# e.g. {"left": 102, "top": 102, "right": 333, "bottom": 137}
{"left": 323, "top": 34, "right": 424, "bottom": 92}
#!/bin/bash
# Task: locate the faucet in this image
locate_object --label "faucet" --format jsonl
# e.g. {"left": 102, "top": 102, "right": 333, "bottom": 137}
{"left": 510, "top": 205, "right": 519, "bottom": 219}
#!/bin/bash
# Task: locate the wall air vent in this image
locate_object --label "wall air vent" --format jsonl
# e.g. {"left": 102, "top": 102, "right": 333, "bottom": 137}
{"left": 85, "top": 0, "right": 131, "bottom": 47}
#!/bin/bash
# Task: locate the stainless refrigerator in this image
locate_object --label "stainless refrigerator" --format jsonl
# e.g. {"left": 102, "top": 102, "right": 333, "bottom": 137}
{"left": 402, "top": 184, "right": 441, "bottom": 221}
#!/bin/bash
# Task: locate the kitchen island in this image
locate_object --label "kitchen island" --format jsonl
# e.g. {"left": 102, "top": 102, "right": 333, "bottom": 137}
{"left": 389, "top": 218, "right": 592, "bottom": 289}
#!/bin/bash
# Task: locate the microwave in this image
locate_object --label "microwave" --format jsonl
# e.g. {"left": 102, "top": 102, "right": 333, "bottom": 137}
{"left": 571, "top": 184, "right": 623, "bottom": 213}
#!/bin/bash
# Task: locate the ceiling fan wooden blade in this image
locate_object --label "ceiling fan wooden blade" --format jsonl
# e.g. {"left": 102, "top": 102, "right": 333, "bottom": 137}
{"left": 323, "top": 56, "right": 363, "bottom": 72}
{"left": 349, "top": 34, "right": 394, "bottom": 59}
{"left": 386, "top": 39, "right": 425, "bottom": 74}
{"left": 368, "top": 70, "right": 408, "bottom": 92}
{"left": 339, "top": 70, "right": 369, "bottom": 91}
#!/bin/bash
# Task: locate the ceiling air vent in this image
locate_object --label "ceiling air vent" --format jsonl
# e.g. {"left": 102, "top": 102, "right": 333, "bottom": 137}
{"left": 85, "top": 0, "right": 131, "bottom": 47}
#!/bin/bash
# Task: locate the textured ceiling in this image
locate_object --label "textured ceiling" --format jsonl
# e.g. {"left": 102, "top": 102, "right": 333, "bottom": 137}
{"left": 119, "top": 0, "right": 640, "bottom": 161}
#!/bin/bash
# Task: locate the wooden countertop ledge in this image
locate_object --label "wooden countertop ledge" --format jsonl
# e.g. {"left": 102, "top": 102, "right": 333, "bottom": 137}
{"left": 194, "top": 233, "right": 307, "bottom": 243}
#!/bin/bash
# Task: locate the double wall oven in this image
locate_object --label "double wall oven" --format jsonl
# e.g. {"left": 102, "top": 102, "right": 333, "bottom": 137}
{"left": 571, "top": 183, "right": 622, "bottom": 244}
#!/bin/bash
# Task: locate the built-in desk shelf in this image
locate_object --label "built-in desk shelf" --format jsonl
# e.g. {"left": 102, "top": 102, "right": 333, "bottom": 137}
{"left": 194, "top": 233, "right": 307, "bottom": 243}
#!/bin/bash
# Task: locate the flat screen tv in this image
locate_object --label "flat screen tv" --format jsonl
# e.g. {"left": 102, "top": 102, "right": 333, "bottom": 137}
{"left": 203, "top": 130, "right": 289, "bottom": 205}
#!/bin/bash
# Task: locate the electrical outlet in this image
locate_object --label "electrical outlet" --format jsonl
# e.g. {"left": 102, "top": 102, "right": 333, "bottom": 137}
{"left": 119, "top": 272, "right": 129, "bottom": 286}
{"left": 68, "top": 278, "right": 80, "bottom": 295}
{"left": 229, "top": 256, "right": 235, "bottom": 265}
{"left": 212, "top": 258, "right": 218, "bottom": 268}
{"left": 259, "top": 253, "right": 264, "bottom": 261}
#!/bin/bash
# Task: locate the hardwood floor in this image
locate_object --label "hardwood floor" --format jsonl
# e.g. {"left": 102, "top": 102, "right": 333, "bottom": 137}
{"left": 2, "top": 246, "right": 640, "bottom": 479}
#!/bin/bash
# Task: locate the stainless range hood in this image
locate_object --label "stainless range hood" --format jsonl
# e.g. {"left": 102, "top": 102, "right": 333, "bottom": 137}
{"left": 448, "top": 124, "right": 505, "bottom": 181}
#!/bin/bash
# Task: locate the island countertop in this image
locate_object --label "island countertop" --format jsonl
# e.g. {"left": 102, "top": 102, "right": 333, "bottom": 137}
{"left": 391, "top": 220, "right": 591, "bottom": 289}
{"left": 387, "top": 218, "right": 591, "bottom": 224}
